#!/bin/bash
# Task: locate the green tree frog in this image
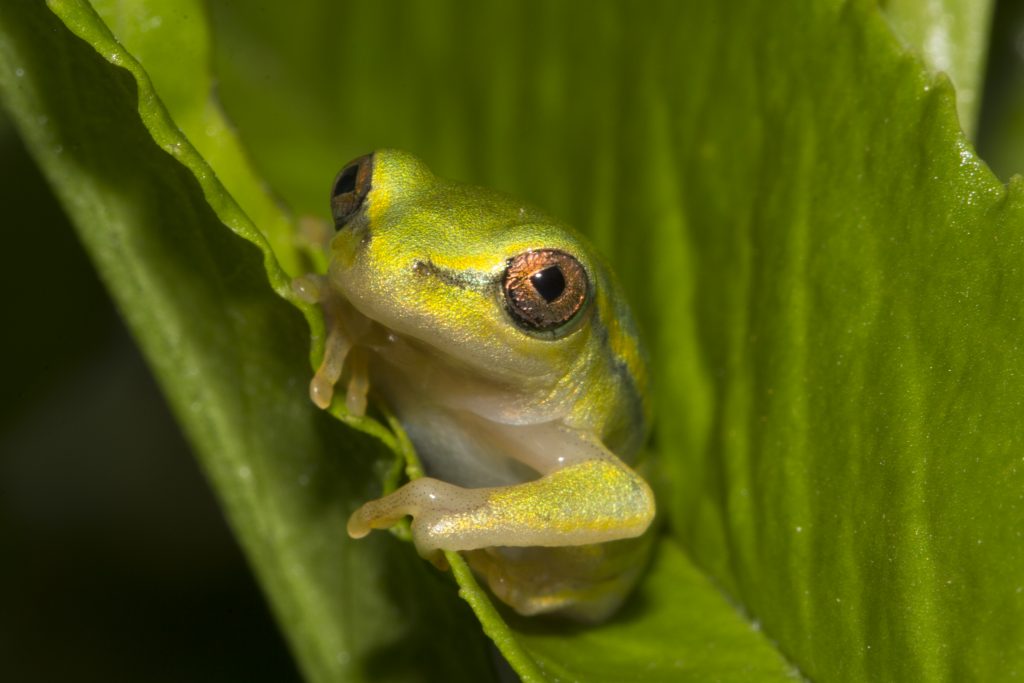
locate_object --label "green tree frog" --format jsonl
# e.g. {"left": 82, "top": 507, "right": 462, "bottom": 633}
{"left": 297, "top": 150, "right": 655, "bottom": 621}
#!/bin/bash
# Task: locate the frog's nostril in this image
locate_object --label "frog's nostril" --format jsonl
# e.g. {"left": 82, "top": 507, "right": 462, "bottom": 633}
{"left": 331, "top": 153, "right": 374, "bottom": 230}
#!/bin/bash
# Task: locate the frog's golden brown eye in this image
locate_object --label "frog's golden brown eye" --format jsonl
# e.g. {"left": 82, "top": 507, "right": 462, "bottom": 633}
{"left": 331, "top": 154, "right": 374, "bottom": 229}
{"left": 503, "top": 249, "right": 589, "bottom": 334}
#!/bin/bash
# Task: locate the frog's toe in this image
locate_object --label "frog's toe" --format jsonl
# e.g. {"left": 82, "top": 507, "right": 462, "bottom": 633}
{"left": 346, "top": 493, "right": 411, "bottom": 539}
{"left": 290, "top": 274, "right": 326, "bottom": 304}
{"left": 347, "top": 478, "right": 460, "bottom": 539}
{"left": 346, "top": 477, "right": 490, "bottom": 554}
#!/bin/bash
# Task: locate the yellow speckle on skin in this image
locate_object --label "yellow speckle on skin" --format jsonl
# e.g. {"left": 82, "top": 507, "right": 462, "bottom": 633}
{"left": 477, "top": 460, "right": 654, "bottom": 540}
{"left": 366, "top": 183, "right": 390, "bottom": 227}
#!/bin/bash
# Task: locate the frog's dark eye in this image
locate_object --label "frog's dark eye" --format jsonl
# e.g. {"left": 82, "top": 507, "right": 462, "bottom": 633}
{"left": 331, "top": 154, "right": 374, "bottom": 229}
{"left": 503, "top": 249, "right": 590, "bottom": 334}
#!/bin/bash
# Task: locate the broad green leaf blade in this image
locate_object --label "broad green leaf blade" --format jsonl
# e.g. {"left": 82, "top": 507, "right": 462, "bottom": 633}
{"left": 880, "top": 0, "right": 995, "bottom": 138}
{"left": 89, "top": 0, "right": 303, "bottom": 274}
{"left": 26, "top": 2, "right": 811, "bottom": 681}
{"left": 653, "top": 3, "right": 1024, "bottom": 679}
{"left": 516, "top": 542, "right": 800, "bottom": 682}
{"left": 203, "top": 0, "right": 1024, "bottom": 680}
{"left": 204, "top": 1, "right": 810, "bottom": 679}
{"left": 8, "top": 0, "right": 1024, "bottom": 681}
{"left": 0, "top": 3, "right": 495, "bottom": 682}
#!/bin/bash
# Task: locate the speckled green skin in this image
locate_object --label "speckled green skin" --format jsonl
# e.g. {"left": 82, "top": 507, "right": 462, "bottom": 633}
{"left": 319, "top": 150, "right": 655, "bottom": 620}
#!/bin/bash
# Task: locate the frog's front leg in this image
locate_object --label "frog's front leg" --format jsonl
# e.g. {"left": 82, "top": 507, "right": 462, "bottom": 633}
{"left": 347, "top": 453, "right": 654, "bottom": 557}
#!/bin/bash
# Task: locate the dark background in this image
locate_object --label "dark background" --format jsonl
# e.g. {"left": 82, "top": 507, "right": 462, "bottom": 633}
{"left": 0, "top": 89, "right": 299, "bottom": 683}
{"left": 2, "top": 1, "right": 1023, "bottom": 680}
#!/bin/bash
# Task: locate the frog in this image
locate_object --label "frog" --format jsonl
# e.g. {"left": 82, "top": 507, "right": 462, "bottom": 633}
{"left": 295, "top": 150, "right": 655, "bottom": 621}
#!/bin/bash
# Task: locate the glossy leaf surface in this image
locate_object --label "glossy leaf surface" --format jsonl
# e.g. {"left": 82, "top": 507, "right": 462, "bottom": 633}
{"left": 2, "top": 1, "right": 1021, "bottom": 680}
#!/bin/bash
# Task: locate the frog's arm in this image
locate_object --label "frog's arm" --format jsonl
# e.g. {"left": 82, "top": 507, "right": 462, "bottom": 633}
{"left": 347, "top": 436, "right": 654, "bottom": 556}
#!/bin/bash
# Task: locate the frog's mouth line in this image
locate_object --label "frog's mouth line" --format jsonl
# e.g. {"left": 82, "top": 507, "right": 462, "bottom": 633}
{"left": 411, "top": 258, "right": 497, "bottom": 293}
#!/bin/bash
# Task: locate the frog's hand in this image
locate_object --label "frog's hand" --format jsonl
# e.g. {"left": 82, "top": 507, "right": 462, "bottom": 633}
{"left": 347, "top": 458, "right": 654, "bottom": 556}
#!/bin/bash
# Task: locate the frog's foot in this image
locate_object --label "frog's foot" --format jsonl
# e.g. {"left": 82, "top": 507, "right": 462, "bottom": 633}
{"left": 309, "top": 318, "right": 353, "bottom": 410}
{"left": 309, "top": 331, "right": 370, "bottom": 414}
{"left": 292, "top": 275, "right": 372, "bottom": 415}
{"left": 291, "top": 273, "right": 327, "bottom": 304}
{"left": 347, "top": 459, "right": 654, "bottom": 557}
{"left": 347, "top": 476, "right": 487, "bottom": 548}
{"left": 464, "top": 537, "right": 652, "bottom": 621}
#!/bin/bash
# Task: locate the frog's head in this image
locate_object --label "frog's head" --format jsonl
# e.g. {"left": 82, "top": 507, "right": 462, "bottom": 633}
{"left": 326, "top": 149, "right": 610, "bottom": 383}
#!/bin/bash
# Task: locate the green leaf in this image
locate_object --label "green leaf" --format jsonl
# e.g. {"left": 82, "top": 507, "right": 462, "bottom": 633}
{"left": 515, "top": 541, "right": 801, "bottom": 681}
{"left": 204, "top": 3, "right": 1024, "bottom": 676}
{"left": 3, "top": 0, "right": 1023, "bottom": 681}
{"left": 0, "top": 2, "right": 493, "bottom": 682}
{"left": 88, "top": 0, "right": 305, "bottom": 275}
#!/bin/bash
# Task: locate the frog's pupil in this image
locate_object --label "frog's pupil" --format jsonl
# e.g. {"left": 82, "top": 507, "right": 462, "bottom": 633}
{"left": 531, "top": 266, "right": 566, "bottom": 303}
{"left": 333, "top": 164, "right": 359, "bottom": 198}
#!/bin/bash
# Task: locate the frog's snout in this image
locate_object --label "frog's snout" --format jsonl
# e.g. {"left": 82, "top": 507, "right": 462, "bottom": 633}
{"left": 331, "top": 153, "right": 374, "bottom": 230}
